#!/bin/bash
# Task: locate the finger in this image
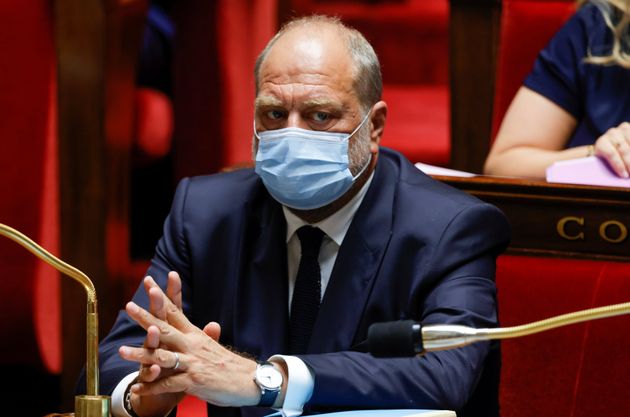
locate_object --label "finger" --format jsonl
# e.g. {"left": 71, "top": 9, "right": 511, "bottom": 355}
{"left": 596, "top": 130, "right": 629, "bottom": 177}
{"left": 164, "top": 298, "right": 197, "bottom": 333}
{"left": 144, "top": 276, "right": 167, "bottom": 320}
{"left": 145, "top": 325, "right": 161, "bottom": 349}
{"left": 130, "top": 373, "right": 190, "bottom": 397}
{"left": 203, "top": 321, "right": 221, "bottom": 341}
{"left": 139, "top": 325, "right": 162, "bottom": 381}
{"left": 138, "top": 363, "right": 162, "bottom": 383}
{"left": 119, "top": 346, "right": 184, "bottom": 371}
{"left": 167, "top": 271, "right": 183, "bottom": 311}
{"left": 615, "top": 125, "right": 630, "bottom": 175}
{"left": 145, "top": 275, "right": 193, "bottom": 333}
{"left": 126, "top": 302, "right": 187, "bottom": 349}
{"left": 149, "top": 287, "right": 167, "bottom": 321}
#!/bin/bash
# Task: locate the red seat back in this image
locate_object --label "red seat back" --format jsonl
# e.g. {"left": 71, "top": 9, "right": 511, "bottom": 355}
{"left": 496, "top": 255, "right": 630, "bottom": 417}
{"left": 283, "top": 0, "right": 451, "bottom": 165}
{"left": 0, "top": 0, "right": 61, "bottom": 373}
{"left": 491, "top": 0, "right": 575, "bottom": 141}
{"left": 215, "top": 0, "right": 278, "bottom": 168}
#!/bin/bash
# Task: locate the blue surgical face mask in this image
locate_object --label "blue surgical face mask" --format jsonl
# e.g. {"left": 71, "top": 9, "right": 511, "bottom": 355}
{"left": 254, "top": 112, "right": 371, "bottom": 210}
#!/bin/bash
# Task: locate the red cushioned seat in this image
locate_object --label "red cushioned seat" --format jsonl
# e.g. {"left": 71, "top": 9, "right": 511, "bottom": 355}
{"left": 134, "top": 87, "right": 174, "bottom": 164}
{"left": 381, "top": 85, "right": 450, "bottom": 165}
{"left": 492, "top": 0, "right": 575, "bottom": 140}
{"left": 571, "top": 262, "right": 630, "bottom": 417}
{"left": 284, "top": 0, "right": 450, "bottom": 166}
{"left": 496, "top": 255, "right": 630, "bottom": 417}
{"left": 0, "top": 0, "right": 60, "bottom": 375}
{"left": 177, "top": 395, "right": 207, "bottom": 417}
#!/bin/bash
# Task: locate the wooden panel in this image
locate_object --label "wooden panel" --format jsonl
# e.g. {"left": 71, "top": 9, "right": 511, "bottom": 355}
{"left": 54, "top": 0, "right": 147, "bottom": 410}
{"left": 449, "top": 0, "right": 501, "bottom": 173}
{"left": 435, "top": 175, "right": 630, "bottom": 261}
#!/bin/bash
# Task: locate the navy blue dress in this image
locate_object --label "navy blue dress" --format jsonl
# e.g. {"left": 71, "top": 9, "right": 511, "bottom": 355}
{"left": 523, "top": 3, "right": 630, "bottom": 148}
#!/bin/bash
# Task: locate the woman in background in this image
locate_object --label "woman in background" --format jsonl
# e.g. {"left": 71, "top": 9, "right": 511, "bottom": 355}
{"left": 484, "top": 0, "right": 630, "bottom": 179}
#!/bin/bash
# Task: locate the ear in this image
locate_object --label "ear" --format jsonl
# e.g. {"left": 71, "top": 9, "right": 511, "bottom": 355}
{"left": 369, "top": 100, "right": 387, "bottom": 153}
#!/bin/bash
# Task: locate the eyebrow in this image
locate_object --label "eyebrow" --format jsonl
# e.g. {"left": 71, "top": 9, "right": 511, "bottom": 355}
{"left": 254, "top": 96, "right": 344, "bottom": 112}
{"left": 254, "top": 96, "right": 283, "bottom": 109}
{"left": 301, "top": 98, "right": 344, "bottom": 112}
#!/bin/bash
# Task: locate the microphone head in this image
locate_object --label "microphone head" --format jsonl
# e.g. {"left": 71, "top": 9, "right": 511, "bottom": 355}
{"left": 367, "top": 320, "right": 422, "bottom": 357}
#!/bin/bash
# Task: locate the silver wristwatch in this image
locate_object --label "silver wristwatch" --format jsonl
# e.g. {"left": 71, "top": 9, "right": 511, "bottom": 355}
{"left": 253, "top": 361, "right": 283, "bottom": 407}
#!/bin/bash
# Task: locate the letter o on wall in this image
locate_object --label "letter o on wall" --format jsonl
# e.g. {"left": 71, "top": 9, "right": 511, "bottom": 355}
{"left": 599, "top": 220, "right": 628, "bottom": 243}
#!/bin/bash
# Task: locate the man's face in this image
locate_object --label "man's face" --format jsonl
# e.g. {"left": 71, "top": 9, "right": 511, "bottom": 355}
{"left": 254, "top": 26, "right": 367, "bottom": 140}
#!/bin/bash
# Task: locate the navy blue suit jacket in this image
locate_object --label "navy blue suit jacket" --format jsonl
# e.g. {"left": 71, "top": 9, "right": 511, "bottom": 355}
{"left": 95, "top": 148, "right": 510, "bottom": 417}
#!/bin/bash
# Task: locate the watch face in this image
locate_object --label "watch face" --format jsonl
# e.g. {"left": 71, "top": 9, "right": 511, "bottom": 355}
{"left": 256, "top": 364, "right": 283, "bottom": 390}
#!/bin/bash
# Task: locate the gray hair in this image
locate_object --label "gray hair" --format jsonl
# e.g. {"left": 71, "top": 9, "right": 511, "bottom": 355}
{"left": 253, "top": 15, "right": 383, "bottom": 111}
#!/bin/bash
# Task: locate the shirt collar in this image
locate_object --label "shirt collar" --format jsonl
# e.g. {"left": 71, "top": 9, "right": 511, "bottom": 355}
{"left": 283, "top": 172, "right": 375, "bottom": 246}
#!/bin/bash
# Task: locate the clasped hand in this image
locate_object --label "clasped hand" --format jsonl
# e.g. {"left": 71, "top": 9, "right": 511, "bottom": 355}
{"left": 595, "top": 122, "right": 630, "bottom": 178}
{"left": 118, "top": 272, "right": 259, "bottom": 416}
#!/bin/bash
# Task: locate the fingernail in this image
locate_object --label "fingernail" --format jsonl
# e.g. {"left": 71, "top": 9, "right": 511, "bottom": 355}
{"left": 127, "top": 302, "right": 139, "bottom": 314}
{"left": 131, "top": 383, "right": 141, "bottom": 393}
{"left": 119, "top": 346, "right": 128, "bottom": 356}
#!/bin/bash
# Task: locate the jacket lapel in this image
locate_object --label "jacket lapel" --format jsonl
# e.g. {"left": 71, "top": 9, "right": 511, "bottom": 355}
{"left": 232, "top": 197, "right": 290, "bottom": 359}
{"left": 309, "top": 157, "right": 396, "bottom": 353}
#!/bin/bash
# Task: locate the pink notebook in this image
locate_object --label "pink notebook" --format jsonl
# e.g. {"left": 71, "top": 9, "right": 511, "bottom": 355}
{"left": 546, "top": 156, "right": 630, "bottom": 188}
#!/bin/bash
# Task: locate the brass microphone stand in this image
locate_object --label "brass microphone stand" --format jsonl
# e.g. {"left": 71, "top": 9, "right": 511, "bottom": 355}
{"left": 0, "top": 223, "right": 110, "bottom": 417}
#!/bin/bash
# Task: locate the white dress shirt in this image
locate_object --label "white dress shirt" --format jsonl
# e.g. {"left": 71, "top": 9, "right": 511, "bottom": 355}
{"left": 111, "top": 173, "right": 374, "bottom": 417}
{"left": 272, "top": 172, "right": 374, "bottom": 416}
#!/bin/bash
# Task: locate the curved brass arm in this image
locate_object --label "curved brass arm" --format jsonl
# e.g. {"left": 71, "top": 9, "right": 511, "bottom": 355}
{"left": 0, "top": 223, "right": 109, "bottom": 416}
{"left": 422, "top": 301, "right": 630, "bottom": 352}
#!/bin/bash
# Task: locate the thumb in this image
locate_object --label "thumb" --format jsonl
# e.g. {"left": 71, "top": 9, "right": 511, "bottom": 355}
{"left": 203, "top": 321, "right": 222, "bottom": 341}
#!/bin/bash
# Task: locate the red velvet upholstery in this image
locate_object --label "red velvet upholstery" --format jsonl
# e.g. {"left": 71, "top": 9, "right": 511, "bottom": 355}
{"left": 134, "top": 87, "right": 174, "bottom": 163}
{"left": 382, "top": 85, "right": 450, "bottom": 165}
{"left": 286, "top": 0, "right": 450, "bottom": 165}
{"left": 491, "top": 0, "right": 575, "bottom": 140}
{"left": 496, "top": 255, "right": 630, "bottom": 417}
{"left": 177, "top": 1, "right": 449, "bottom": 173}
{"left": 0, "top": 0, "right": 61, "bottom": 374}
{"left": 177, "top": 395, "right": 207, "bottom": 416}
{"left": 216, "top": 0, "right": 278, "bottom": 168}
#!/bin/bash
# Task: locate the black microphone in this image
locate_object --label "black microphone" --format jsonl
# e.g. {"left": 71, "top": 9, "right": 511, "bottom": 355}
{"left": 368, "top": 321, "right": 481, "bottom": 357}
{"left": 368, "top": 321, "right": 485, "bottom": 357}
{"left": 367, "top": 320, "right": 423, "bottom": 357}
{"left": 368, "top": 300, "right": 630, "bottom": 358}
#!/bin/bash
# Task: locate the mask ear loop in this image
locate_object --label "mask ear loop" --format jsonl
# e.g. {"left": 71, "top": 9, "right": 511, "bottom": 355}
{"left": 253, "top": 119, "right": 261, "bottom": 141}
{"left": 351, "top": 153, "right": 371, "bottom": 181}
{"left": 347, "top": 110, "right": 372, "bottom": 139}
{"left": 349, "top": 110, "right": 374, "bottom": 180}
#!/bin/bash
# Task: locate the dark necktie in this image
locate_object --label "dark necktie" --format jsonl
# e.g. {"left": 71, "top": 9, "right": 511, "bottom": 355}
{"left": 288, "top": 226, "right": 325, "bottom": 354}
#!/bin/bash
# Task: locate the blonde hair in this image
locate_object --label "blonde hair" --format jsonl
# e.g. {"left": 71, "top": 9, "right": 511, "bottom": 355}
{"left": 580, "top": 0, "right": 630, "bottom": 67}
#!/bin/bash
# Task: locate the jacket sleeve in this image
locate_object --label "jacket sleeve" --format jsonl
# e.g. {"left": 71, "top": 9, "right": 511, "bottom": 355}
{"left": 298, "top": 203, "right": 510, "bottom": 412}
{"left": 78, "top": 178, "right": 193, "bottom": 396}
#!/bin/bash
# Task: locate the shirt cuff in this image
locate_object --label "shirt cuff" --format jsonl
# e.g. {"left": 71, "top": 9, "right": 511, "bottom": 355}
{"left": 111, "top": 371, "right": 140, "bottom": 417}
{"left": 269, "top": 355, "right": 314, "bottom": 417}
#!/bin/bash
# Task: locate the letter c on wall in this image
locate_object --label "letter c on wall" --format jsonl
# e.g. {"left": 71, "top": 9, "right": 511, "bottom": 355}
{"left": 557, "top": 216, "right": 585, "bottom": 241}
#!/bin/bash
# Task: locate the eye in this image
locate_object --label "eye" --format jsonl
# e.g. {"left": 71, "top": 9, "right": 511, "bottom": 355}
{"left": 312, "top": 112, "right": 331, "bottom": 122}
{"left": 266, "top": 110, "right": 286, "bottom": 120}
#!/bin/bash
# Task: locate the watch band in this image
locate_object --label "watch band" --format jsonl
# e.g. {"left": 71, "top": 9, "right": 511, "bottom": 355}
{"left": 258, "top": 384, "right": 278, "bottom": 408}
{"left": 255, "top": 361, "right": 281, "bottom": 407}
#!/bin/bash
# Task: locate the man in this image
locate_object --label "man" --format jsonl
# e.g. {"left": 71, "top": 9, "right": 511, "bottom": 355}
{"left": 92, "top": 15, "right": 510, "bottom": 417}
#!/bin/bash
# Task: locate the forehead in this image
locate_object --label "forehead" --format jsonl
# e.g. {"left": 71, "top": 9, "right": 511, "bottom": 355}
{"left": 257, "top": 25, "right": 358, "bottom": 104}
